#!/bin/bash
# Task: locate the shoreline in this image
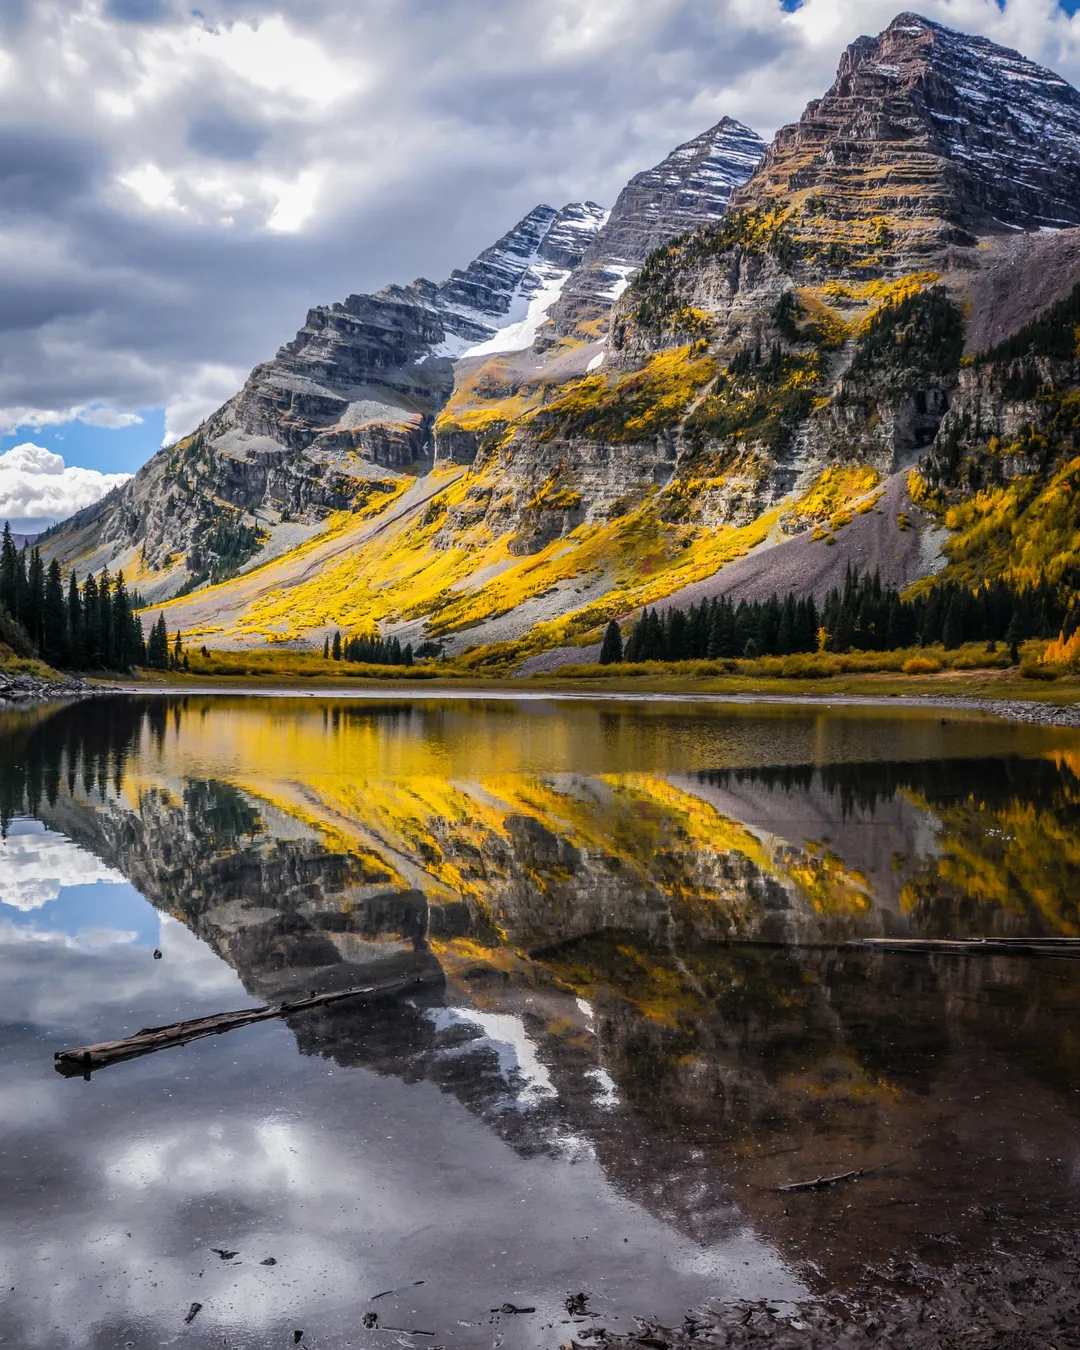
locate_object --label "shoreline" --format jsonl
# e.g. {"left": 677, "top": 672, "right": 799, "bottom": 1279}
{"left": 603, "top": 1228, "right": 1080, "bottom": 1349}
{"left": 77, "top": 680, "right": 1080, "bottom": 727}
{"left": 0, "top": 671, "right": 90, "bottom": 710}
{"left": 7, "top": 668, "right": 1080, "bottom": 728}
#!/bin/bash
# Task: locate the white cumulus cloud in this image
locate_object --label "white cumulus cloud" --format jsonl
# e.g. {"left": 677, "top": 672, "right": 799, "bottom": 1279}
{"left": 162, "top": 362, "right": 246, "bottom": 444}
{"left": 0, "top": 824, "right": 126, "bottom": 913}
{"left": 0, "top": 443, "right": 131, "bottom": 531}
{"left": 0, "top": 405, "right": 144, "bottom": 437}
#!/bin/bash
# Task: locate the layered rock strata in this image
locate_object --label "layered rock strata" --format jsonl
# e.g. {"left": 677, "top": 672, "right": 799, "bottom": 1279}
{"left": 733, "top": 12, "right": 1080, "bottom": 258}
{"left": 550, "top": 118, "right": 766, "bottom": 339}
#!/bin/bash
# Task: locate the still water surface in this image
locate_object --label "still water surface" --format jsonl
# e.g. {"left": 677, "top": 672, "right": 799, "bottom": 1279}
{"left": 1, "top": 694, "right": 1079, "bottom": 1349}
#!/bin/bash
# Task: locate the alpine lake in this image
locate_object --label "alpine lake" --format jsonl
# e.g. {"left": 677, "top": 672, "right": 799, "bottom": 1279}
{"left": 1, "top": 691, "right": 1079, "bottom": 1349}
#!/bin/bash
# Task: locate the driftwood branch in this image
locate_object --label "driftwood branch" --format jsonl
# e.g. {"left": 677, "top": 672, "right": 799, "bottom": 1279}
{"left": 849, "top": 938, "right": 1080, "bottom": 958}
{"left": 772, "top": 1167, "right": 867, "bottom": 1193}
{"left": 54, "top": 973, "right": 433, "bottom": 1079}
{"left": 768, "top": 1161, "right": 895, "bottom": 1193}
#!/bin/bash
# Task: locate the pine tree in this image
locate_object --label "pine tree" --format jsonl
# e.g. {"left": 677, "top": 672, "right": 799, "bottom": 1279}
{"left": 42, "top": 558, "right": 66, "bottom": 666}
{"left": 24, "top": 548, "right": 45, "bottom": 652}
{"left": 777, "top": 595, "right": 795, "bottom": 654}
{"left": 110, "top": 572, "right": 143, "bottom": 669}
{"left": 322, "top": 635, "right": 329, "bottom": 660}
{"left": 82, "top": 572, "right": 100, "bottom": 666}
{"left": 146, "top": 615, "right": 168, "bottom": 669}
{"left": 942, "top": 596, "right": 963, "bottom": 650}
{"left": 66, "top": 572, "right": 83, "bottom": 668}
{"left": 98, "top": 567, "right": 114, "bottom": 668}
{"left": 332, "top": 630, "right": 342, "bottom": 661}
{"left": 1006, "top": 612, "right": 1022, "bottom": 665}
{"left": 833, "top": 603, "right": 855, "bottom": 653}
{"left": 664, "top": 608, "right": 687, "bottom": 662}
{"left": 0, "top": 522, "right": 17, "bottom": 618}
{"left": 599, "top": 620, "right": 623, "bottom": 665}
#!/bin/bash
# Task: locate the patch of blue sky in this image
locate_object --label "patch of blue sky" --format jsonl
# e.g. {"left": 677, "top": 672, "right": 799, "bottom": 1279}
{"left": 1, "top": 407, "right": 166, "bottom": 477}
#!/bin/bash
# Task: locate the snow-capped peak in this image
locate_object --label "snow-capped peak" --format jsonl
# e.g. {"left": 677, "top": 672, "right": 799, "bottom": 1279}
{"left": 430, "top": 201, "right": 607, "bottom": 359}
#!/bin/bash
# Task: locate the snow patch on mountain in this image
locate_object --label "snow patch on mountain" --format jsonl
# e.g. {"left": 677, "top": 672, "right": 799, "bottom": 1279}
{"left": 433, "top": 200, "right": 607, "bottom": 359}
{"left": 460, "top": 264, "right": 574, "bottom": 358}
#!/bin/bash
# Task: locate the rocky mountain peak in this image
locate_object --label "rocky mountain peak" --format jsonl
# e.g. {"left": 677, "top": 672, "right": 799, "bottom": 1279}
{"left": 538, "top": 200, "right": 609, "bottom": 267}
{"left": 551, "top": 117, "right": 765, "bottom": 338}
{"left": 733, "top": 11, "right": 1080, "bottom": 259}
{"left": 433, "top": 204, "right": 559, "bottom": 325}
{"left": 427, "top": 200, "right": 607, "bottom": 356}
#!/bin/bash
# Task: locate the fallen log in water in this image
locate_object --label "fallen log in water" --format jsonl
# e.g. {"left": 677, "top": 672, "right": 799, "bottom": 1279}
{"left": 54, "top": 973, "right": 434, "bottom": 1079}
{"left": 772, "top": 1167, "right": 867, "bottom": 1193}
{"left": 849, "top": 937, "right": 1080, "bottom": 958}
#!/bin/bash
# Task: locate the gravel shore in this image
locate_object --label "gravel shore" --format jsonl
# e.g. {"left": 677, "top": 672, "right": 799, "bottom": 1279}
{"left": 0, "top": 672, "right": 90, "bottom": 708}
{"left": 593, "top": 1238, "right": 1080, "bottom": 1349}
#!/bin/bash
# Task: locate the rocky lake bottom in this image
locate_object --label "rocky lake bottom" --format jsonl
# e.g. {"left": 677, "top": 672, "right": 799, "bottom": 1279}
{"left": 0, "top": 694, "right": 1078, "bottom": 1348}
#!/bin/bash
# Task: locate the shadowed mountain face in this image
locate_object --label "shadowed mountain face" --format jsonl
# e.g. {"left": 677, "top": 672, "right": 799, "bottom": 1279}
{"left": 3, "top": 695, "right": 1080, "bottom": 1297}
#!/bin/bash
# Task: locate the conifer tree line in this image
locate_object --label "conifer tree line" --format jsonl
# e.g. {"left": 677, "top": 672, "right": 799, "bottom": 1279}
{"left": 1, "top": 523, "right": 146, "bottom": 670}
{"left": 324, "top": 629, "right": 414, "bottom": 666}
{"left": 142, "top": 615, "right": 187, "bottom": 671}
{"left": 606, "top": 566, "right": 1074, "bottom": 664}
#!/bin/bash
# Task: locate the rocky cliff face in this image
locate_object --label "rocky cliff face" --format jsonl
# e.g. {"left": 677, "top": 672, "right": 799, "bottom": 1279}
{"left": 550, "top": 118, "right": 766, "bottom": 339}
{"left": 38, "top": 121, "right": 761, "bottom": 602}
{"left": 733, "top": 12, "right": 1080, "bottom": 258}
{"left": 430, "top": 13, "right": 1080, "bottom": 599}
{"left": 424, "top": 200, "right": 608, "bottom": 355}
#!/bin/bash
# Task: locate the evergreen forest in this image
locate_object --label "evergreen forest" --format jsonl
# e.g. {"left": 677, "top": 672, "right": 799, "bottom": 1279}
{"left": 603, "top": 566, "right": 1074, "bottom": 665}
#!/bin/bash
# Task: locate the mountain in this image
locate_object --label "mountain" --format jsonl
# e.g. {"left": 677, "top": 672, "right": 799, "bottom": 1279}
{"left": 38, "top": 200, "right": 610, "bottom": 595}
{"left": 739, "top": 13, "right": 1080, "bottom": 243}
{"left": 733, "top": 13, "right": 1080, "bottom": 252}
{"left": 549, "top": 118, "right": 766, "bottom": 340}
{"left": 38, "top": 123, "right": 763, "bottom": 606}
{"left": 37, "top": 14, "right": 1080, "bottom": 667}
{"left": 424, "top": 199, "right": 609, "bottom": 356}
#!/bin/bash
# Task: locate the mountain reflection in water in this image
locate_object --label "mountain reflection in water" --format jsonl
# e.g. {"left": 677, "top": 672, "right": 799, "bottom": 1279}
{"left": 1, "top": 694, "right": 1079, "bottom": 1348}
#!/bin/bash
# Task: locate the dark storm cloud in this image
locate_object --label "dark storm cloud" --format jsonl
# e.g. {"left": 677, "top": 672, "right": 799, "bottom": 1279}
{"left": 0, "top": 0, "right": 1075, "bottom": 440}
{"left": 0, "top": 127, "right": 105, "bottom": 211}
{"left": 186, "top": 109, "right": 268, "bottom": 161}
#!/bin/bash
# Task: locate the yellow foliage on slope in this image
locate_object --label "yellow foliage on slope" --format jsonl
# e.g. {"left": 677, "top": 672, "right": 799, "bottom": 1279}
{"left": 797, "top": 464, "right": 881, "bottom": 520}
{"left": 822, "top": 271, "right": 941, "bottom": 309}
{"left": 435, "top": 356, "right": 544, "bottom": 435}
{"left": 940, "top": 455, "right": 1080, "bottom": 587}
{"left": 1043, "top": 629, "right": 1080, "bottom": 667}
{"left": 154, "top": 446, "right": 786, "bottom": 658}
{"left": 530, "top": 345, "right": 717, "bottom": 443}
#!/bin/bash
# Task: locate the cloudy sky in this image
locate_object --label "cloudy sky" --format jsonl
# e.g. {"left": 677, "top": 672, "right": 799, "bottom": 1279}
{"left": 2, "top": 0, "right": 1080, "bottom": 529}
